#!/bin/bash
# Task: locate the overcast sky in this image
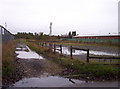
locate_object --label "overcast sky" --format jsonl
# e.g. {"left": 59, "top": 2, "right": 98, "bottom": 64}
{"left": 0, "top": 0, "right": 119, "bottom": 35}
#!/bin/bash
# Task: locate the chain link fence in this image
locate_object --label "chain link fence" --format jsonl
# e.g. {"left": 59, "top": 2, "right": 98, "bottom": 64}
{"left": 0, "top": 25, "right": 14, "bottom": 43}
{"left": 0, "top": 29, "right": 1, "bottom": 88}
{"left": 0, "top": 25, "right": 14, "bottom": 87}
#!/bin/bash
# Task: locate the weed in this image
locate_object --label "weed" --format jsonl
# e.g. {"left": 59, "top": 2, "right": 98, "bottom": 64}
{"left": 2, "top": 40, "right": 17, "bottom": 76}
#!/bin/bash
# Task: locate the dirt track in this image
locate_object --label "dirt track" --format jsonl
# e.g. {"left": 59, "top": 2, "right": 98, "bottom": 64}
{"left": 15, "top": 42, "right": 63, "bottom": 78}
{"left": 2, "top": 43, "right": 63, "bottom": 87}
{"left": 17, "top": 58, "right": 63, "bottom": 78}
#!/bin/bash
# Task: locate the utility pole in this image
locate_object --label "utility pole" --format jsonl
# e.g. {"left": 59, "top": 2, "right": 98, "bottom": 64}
{"left": 49, "top": 22, "right": 52, "bottom": 36}
{"left": 5, "top": 22, "right": 7, "bottom": 28}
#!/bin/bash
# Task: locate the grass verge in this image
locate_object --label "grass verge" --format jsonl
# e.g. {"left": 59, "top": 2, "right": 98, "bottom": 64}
{"left": 52, "top": 41, "right": 119, "bottom": 49}
{"left": 2, "top": 40, "right": 17, "bottom": 77}
{"left": 25, "top": 40, "right": 119, "bottom": 80}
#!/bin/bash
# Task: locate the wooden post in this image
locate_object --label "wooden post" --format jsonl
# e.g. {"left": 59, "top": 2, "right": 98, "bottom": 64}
{"left": 70, "top": 46, "right": 73, "bottom": 58}
{"left": 42, "top": 43, "right": 43, "bottom": 47}
{"left": 43, "top": 42, "right": 45, "bottom": 47}
{"left": 46, "top": 43, "right": 47, "bottom": 47}
{"left": 104, "top": 59, "right": 105, "bottom": 62}
{"left": 45, "top": 43, "right": 47, "bottom": 47}
{"left": 60, "top": 45, "right": 62, "bottom": 54}
{"left": 49, "top": 43, "right": 51, "bottom": 48}
{"left": 39, "top": 42, "right": 41, "bottom": 46}
{"left": 44, "top": 42, "right": 45, "bottom": 47}
{"left": 110, "top": 59, "right": 112, "bottom": 63}
{"left": 48, "top": 43, "right": 50, "bottom": 48}
{"left": 54, "top": 44, "right": 56, "bottom": 54}
{"left": 87, "top": 49, "right": 89, "bottom": 63}
{"left": 40, "top": 43, "right": 42, "bottom": 46}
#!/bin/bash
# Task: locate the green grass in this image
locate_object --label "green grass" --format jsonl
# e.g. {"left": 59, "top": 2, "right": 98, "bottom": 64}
{"left": 89, "top": 59, "right": 119, "bottom": 64}
{"left": 52, "top": 41, "right": 119, "bottom": 49}
{"left": 24, "top": 40, "right": 119, "bottom": 80}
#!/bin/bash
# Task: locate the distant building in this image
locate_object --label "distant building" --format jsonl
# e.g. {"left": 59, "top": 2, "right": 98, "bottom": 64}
{"left": 73, "top": 35, "right": 120, "bottom": 39}
{"left": 60, "top": 34, "right": 120, "bottom": 43}
{"left": 49, "top": 22, "right": 52, "bottom": 36}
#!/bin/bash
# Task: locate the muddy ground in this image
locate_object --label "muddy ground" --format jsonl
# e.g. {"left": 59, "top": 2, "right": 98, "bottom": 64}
{"left": 17, "top": 58, "right": 63, "bottom": 77}
{"left": 2, "top": 42, "right": 119, "bottom": 87}
{"left": 2, "top": 43, "right": 63, "bottom": 87}
{"left": 2, "top": 58, "right": 63, "bottom": 87}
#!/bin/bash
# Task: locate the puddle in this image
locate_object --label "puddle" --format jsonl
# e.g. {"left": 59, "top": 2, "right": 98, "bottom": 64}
{"left": 89, "top": 50, "right": 118, "bottom": 56}
{"left": 12, "top": 76, "right": 118, "bottom": 87}
{"left": 55, "top": 46, "right": 118, "bottom": 56}
{"left": 16, "top": 47, "right": 27, "bottom": 51}
{"left": 15, "top": 45, "right": 44, "bottom": 59}
{"left": 12, "top": 76, "right": 80, "bottom": 87}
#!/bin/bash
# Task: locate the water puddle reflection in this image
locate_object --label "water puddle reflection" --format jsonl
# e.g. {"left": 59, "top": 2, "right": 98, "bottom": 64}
{"left": 12, "top": 76, "right": 81, "bottom": 87}
{"left": 12, "top": 75, "right": 118, "bottom": 87}
{"left": 55, "top": 46, "right": 118, "bottom": 56}
{"left": 15, "top": 45, "right": 44, "bottom": 60}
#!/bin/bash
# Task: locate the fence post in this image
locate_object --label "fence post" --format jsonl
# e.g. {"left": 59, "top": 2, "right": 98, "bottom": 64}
{"left": 44, "top": 42, "right": 46, "bottom": 47}
{"left": 70, "top": 46, "right": 73, "bottom": 58}
{"left": 49, "top": 43, "right": 51, "bottom": 48}
{"left": 48, "top": 43, "right": 50, "bottom": 48}
{"left": 87, "top": 49, "right": 89, "bottom": 63}
{"left": 40, "top": 42, "right": 41, "bottom": 46}
{"left": 41, "top": 43, "right": 42, "bottom": 47}
{"left": 60, "top": 45, "right": 62, "bottom": 54}
{"left": 42, "top": 43, "right": 44, "bottom": 47}
{"left": 43, "top": 42, "right": 45, "bottom": 47}
{"left": 40, "top": 42, "right": 42, "bottom": 47}
{"left": 54, "top": 44, "right": 56, "bottom": 54}
{"left": 49, "top": 43, "right": 53, "bottom": 49}
{"left": 45, "top": 42, "right": 47, "bottom": 47}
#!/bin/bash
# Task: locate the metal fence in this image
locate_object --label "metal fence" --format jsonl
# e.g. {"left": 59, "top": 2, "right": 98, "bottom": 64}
{"left": 60, "top": 37, "right": 120, "bottom": 44}
{"left": 0, "top": 25, "right": 14, "bottom": 43}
